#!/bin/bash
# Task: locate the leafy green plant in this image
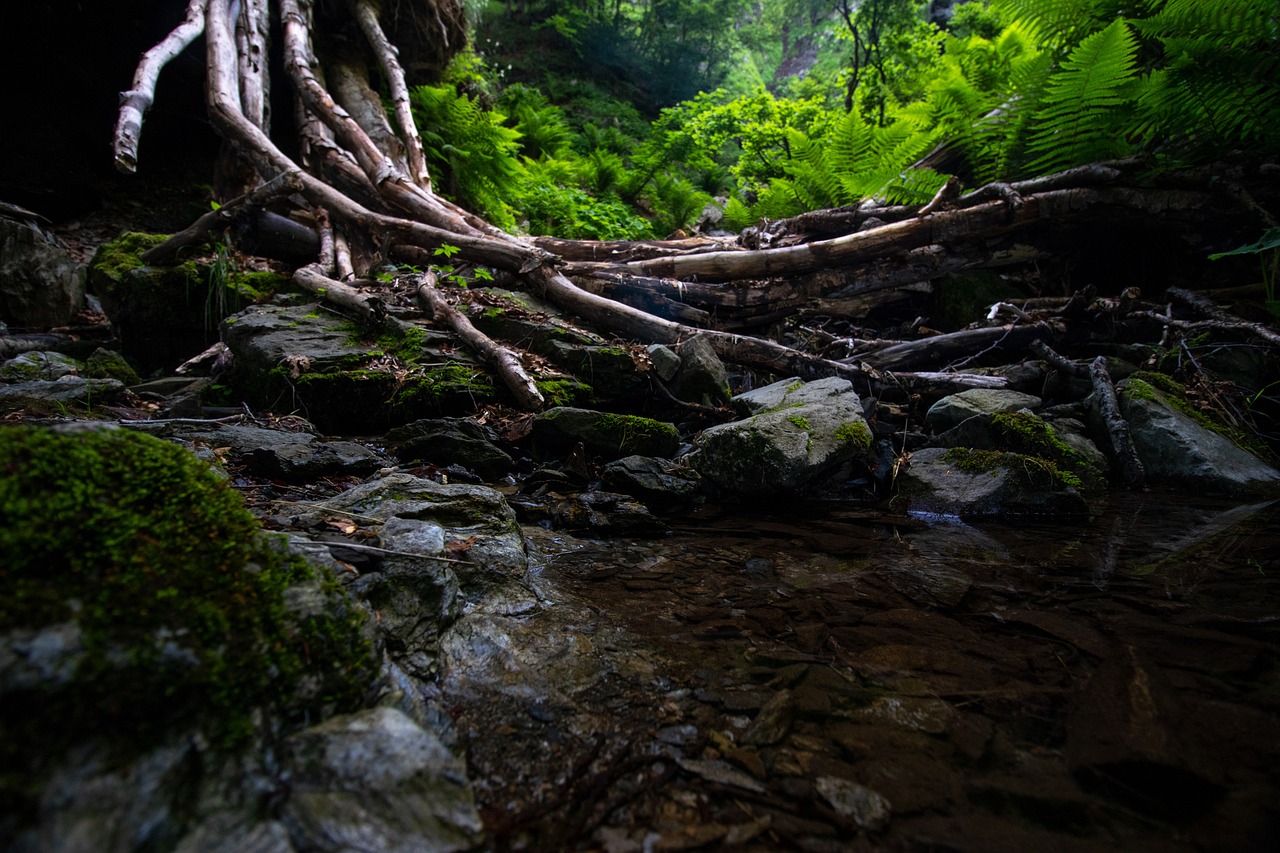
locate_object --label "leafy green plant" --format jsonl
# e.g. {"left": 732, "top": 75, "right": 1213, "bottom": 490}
{"left": 1209, "top": 228, "right": 1280, "bottom": 317}
{"left": 1024, "top": 18, "right": 1139, "bottom": 174}
{"left": 411, "top": 83, "right": 524, "bottom": 228}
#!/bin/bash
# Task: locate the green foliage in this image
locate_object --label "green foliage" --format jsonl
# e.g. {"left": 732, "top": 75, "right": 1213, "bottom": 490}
{"left": 0, "top": 427, "right": 376, "bottom": 750}
{"left": 411, "top": 83, "right": 524, "bottom": 229}
{"left": 1210, "top": 227, "right": 1280, "bottom": 315}
{"left": 1024, "top": 19, "right": 1139, "bottom": 173}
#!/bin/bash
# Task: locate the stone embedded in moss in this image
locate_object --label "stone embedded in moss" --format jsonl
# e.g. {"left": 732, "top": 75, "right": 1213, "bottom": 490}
{"left": 0, "top": 425, "right": 377, "bottom": 751}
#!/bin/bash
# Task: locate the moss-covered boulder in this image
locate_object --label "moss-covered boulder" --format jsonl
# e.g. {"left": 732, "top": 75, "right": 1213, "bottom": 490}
{"left": 532, "top": 407, "right": 680, "bottom": 460}
{"left": 692, "top": 377, "right": 875, "bottom": 497}
{"left": 222, "top": 305, "right": 496, "bottom": 432}
{"left": 892, "top": 446, "right": 1091, "bottom": 520}
{"left": 1116, "top": 376, "right": 1280, "bottom": 496}
{"left": 0, "top": 426, "right": 379, "bottom": 805}
{"left": 931, "top": 410, "right": 1108, "bottom": 491}
{"left": 89, "top": 232, "right": 285, "bottom": 373}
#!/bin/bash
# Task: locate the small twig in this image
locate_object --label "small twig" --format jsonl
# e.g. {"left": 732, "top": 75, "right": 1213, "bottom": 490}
{"left": 119, "top": 414, "right": 243, "bottom": 425}
{"left": 272, "top": 500, "right": 385, "bottom": 523}
{"left": 289, "top": 537, "right": 468, "bottom": 564}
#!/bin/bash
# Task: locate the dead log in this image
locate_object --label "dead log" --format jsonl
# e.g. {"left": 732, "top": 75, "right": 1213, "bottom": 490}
{"left": 292, "top": 264, "right": 386, "bottom": 328}
{"left": 1165, "top": 287, "right": 1280, "bottom": 346}
{"left": 858, "top": 323, "right": 1057, "bottom": 373}
{"left": 414, "top": 272, "right": 544, "bottom": 410}
{"left": 630, "top": 188, "right": 1225, "bottom": 283}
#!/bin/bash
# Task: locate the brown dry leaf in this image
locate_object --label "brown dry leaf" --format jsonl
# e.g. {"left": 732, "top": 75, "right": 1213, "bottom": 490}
{"left": 445, "top": 536, "right": 477, "bottom": 554}
{"left": 326, "top": 518, "right": 359, "bottom": 535}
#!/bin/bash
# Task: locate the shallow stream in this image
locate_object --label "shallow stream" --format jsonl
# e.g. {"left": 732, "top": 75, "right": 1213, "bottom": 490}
{"left": 447, "top": 496, "right": 1280, "bottom": 851}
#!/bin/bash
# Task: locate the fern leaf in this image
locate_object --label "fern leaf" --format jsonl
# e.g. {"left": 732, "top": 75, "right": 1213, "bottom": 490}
{"left": 1025, "top": 19, "right": 1139, "bottom": 174}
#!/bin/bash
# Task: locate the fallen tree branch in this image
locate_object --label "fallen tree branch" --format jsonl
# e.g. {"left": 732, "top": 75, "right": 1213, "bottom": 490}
{"left": 141, "top": 170, "right": 306, "bottom": 265}
{"left": 856, "top": 324, "right": 1056, "bottom": 373}
{"left": 293, "top": 265, "right": 386, "bottom": 328}
{"left": 1090, "top": 356, "right": 1145, "bottom": 488}
{"left": 415, "top": 272, "right": 545, "bottom": 411}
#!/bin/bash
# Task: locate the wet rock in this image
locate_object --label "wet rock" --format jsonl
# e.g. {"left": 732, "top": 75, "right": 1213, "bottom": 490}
{"left": 1116, "top": 377, "right": 1280, "bottom": 496}
{"left": 0, "top": 376, "right": 123, "bottom": 411}
{"left": 675, "top": 758, "right": 765, "bottom": 794}
{"left": 174, "top": 818, "right": 296, "bottom": 853}
{"left": 646, "top": 343, "right": 681, "bottom": 382}
{"left": 880, "top": 563, "right": 973, "bottom": 608}
{"left": 533, "top": 407, "right": 679, "bottom": 459}
{"left": 280, "top": 706, "right": 483, "bottom": 853}
{"left": 0, "top": 218, "right": 85, "bottom": 329}
{"left": 136, "top": 423, "right": 389, "bottom": 483}
{"left": 892, "top": 446, "right": 1090, "bottom": 520}
{"left": 858, "top": 696, "right": 957, "bottom": 735}
{"left": 387, "top": 418, "right": 513, "bottom": 480}
{"left": 741, "top": 690, "right": 794, "bottom": 746}
{"left": 566, "top": 490, "right": 667, "bottom": 535}
{"left": 601, "top": 455, "right": 702, "bottom": 509}
{"left": 352, "top": 519, "right": 459, "bottom": 679}
{"left": 1066, "top": 645, "right": 1222, "bottom": 814}
{"left": 296, "top": 474, "right": 527, "bottom": 596}
{"left": 674, "top": 334, "right": 730, "bottom": 405}
{"left": 924, "top": 389, "right": 1042, "bottom": 433}
{"left": 814, "top": 777, "right": 891, "bottom": 831}
{"left": 691, "top": 377, "right": 874, "bottom": 497}
{"left": 0, "top": 350, "right": 79, "bottom": 381}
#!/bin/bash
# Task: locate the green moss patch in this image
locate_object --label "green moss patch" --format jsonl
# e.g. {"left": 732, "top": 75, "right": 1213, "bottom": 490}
{"left": 1123, "top": 374, "right": 1272, "bottom": 462}
{"left": 943, "top": 447, "right": 1083, "bottom": 490}
{"left": 834, "top": 420, "right": 873, "bottom": 450}
{"left": 0, "top": 427, "right": 376, "bottom": 753}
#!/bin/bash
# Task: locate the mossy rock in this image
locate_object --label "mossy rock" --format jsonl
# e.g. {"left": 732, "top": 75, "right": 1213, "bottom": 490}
{"left": 89, "top": 233, "right": 285, "bottom": 373}
{"left": 933, "top": 410, "right": 1107, "bottom": 491}
{"left": 82, "top": 347, "right": 140, "bottom": 385}
{"left": 222, "top": 306, "right": 495, "bottom": 432}
{"left": 532, "top": 407, "right": 679, "bottom": 459}
{"left": 0, "top": 426, "right": 378, "bottom": 778}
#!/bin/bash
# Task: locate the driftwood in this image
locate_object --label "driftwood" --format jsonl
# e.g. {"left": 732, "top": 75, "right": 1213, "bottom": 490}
{"left": 415, "top": 272, "right": 544, "bottom": 410}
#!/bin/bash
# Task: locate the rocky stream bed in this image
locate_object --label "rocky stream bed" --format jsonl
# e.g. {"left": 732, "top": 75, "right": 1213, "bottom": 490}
{"left": 3, "top": 218, "right": 1280, "bottom": 851}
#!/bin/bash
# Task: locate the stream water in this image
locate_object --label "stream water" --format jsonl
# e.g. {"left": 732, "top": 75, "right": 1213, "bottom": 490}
{"left": 448, "top": 496, "right": 1280, "bottom": 851}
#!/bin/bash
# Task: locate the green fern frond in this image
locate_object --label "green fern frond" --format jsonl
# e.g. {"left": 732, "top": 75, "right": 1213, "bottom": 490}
{"left": 1024, "top": 19, "right": 1139, "bottom": 174}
